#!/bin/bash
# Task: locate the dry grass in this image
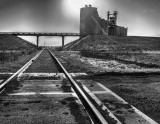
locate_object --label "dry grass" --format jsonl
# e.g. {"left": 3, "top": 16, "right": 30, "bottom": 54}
{"left": 0, "top": 51, "right": 39, "bottom": 72}
{"left": 53, "top": 51, "right": 103, "bottom": 74}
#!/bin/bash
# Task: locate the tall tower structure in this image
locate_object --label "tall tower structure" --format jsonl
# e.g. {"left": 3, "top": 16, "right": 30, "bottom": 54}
{"left": 80, "top": 5, "right": 99, "bottom": 35}
{"left": 107, "top": 11, "right": 118, "bottom": 35}
{"left": 80, "top": 5, "right": 127, "bottom": 36}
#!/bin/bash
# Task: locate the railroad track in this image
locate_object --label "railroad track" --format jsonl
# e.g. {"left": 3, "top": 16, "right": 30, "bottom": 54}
{"left": 0, "top": 49, "right": 158, "bottom": 124}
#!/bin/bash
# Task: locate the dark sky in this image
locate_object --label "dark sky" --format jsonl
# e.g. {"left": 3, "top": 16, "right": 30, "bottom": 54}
{"left": 0, "top": 0, "right": 160, "bottom": 38}
{"left": 0, "top": 0, "right": 79, "bottom": 32}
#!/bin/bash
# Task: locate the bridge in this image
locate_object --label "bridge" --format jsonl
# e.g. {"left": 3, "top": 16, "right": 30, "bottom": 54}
{"left": 0, "top": 32, "right": 86, "bottom": 47}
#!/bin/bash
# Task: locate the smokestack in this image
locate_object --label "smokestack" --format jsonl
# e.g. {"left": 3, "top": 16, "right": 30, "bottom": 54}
{"left": 107, "top": 11, "right": 110, "bottom": 20}
{"left": 114, "top": 11, "right": 118, "bottom": 25}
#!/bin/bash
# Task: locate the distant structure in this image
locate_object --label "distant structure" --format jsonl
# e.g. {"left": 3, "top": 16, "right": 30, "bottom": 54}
{"left": 80, "top": 5, "right": 127, "bottom": 36}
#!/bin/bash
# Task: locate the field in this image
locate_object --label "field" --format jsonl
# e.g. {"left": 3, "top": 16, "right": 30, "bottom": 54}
{"left": 53, "top": 50, "right": 160, "bottom": 123}
{"left": 1, "top": 33, "right": 160, "bottom": 123}
{"left": 0, "top": 51, "right": 39, "bottom": 73}
{"left": 0, "top": 50, "right": 36, "bottom": 64}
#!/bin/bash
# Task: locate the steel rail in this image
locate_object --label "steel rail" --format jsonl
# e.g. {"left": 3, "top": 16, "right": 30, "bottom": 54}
{"left": 0, "top": 49, "right": 44, "bottom": 92}
{"left": 48, "top": 49, "right": 109, "bottom": 124}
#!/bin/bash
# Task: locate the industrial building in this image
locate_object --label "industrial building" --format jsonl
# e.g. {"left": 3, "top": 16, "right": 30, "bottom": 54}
{"left": 80, "top": 5, "right": 128, "bottom": 36}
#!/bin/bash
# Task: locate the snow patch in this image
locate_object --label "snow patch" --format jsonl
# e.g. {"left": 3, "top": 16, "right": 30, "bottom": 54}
{"left": 79, "top": 56, "right": 160, "bottom": 73}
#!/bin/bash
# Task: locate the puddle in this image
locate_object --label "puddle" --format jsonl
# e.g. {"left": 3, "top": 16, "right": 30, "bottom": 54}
{"left": 60, "top": 100, "right": 67, "bottom": 105}
{"left": 63, "top": 112, "right": 69, "bottom": 115}
{"left": 63, "top": 97, "right": 78, "bottom": 102}
{"left": 4, "top": 114, "right": 10, "bottom": 117}
{"left": 103, "top": 99, "right": 132, "bottom": 110}
{"left": 3, "top": 102, "right": 10, "bottom": 106}
{"left": 115, "top": 110, "right": 123, "bottom": 115}
{"left": 56, "top": 84, "right": 59, "bottom": 87}
{"left": 22, "top": 108, "right": 29, "bottom": 111}
{"left": 61, "top": 85, "right": 72, "bottom": 92}
{"left": 27, "top": 100, "right": 41, "bottom": 104}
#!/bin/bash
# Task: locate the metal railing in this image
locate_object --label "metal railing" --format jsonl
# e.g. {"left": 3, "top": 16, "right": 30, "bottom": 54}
{"left": 0, "top": 32, "right": 85, "bottom": 36}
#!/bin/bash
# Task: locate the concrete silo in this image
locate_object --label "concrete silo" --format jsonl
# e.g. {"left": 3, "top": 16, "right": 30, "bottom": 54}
{"left": 80, "top": 5, "right": 100, "bottom": 35}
